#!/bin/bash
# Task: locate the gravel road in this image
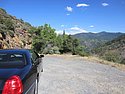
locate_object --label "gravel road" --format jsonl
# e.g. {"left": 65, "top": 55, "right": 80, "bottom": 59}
{"left": 39, "top": 55, "right": 125, "bottom": 94}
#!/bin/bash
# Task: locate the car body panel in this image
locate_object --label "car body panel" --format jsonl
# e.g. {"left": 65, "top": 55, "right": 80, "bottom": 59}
{"left": 0, "top": 49, "right": 43, "bottom": 94}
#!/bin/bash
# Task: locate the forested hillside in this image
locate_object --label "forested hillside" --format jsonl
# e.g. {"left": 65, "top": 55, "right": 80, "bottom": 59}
{"left": 73, "top": 32, "right": 124, "bottom": 51}
{"left": 94, "top": 34, "right": 125, "bottom": 64}
{"left": 0, "top": 8, "right": 32, "bottom": 49}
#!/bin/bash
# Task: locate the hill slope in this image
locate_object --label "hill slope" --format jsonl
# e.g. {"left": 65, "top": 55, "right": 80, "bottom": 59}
{"left": 73, "top": 32, "right": 124, "bottom": 50}
{"left": 94, "top": 34, "right": 125, "bottom": 64}
{"left": 0, "top": 8, "right": 32, "bottom": 49}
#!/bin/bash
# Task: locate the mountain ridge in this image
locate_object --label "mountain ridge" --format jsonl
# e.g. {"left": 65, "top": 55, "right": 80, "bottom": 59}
{"left": 72, "top": 31, "right": 124, "bottom": 51}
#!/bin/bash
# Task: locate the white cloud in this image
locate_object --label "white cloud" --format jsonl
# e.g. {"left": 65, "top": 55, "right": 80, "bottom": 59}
{"left": 102, "top": 3, "right": 109, "bottom": 6}
{"left": 76, "top": 3, "right": 90, "bottom": 7}
{"left": 66, "top": 13, "right": 70, "bottom": 16}
{"left": 69, "top": 26, "right": 88, "bottom": 35}
{"left": 61, "top": 25, "right": 64, "bottom": 27}
{"left": 92, "top": 32, "right": 98, "bottom": 33}
{"left": 90, "top": 25, "right": 94, "bottom": 28}
{"left": 66, "top": 6, "right": 73, "bottom": 12}
{"left": 55, "top": 30, "right": 63, "bottom": 35}
{"left": 56, "top": 27, "right": 88, "bottom": 35}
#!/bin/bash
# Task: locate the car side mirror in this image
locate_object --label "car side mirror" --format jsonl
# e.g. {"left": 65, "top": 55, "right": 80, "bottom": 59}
{"left": 39, "top": 55, "right": 44, "bottom": 58}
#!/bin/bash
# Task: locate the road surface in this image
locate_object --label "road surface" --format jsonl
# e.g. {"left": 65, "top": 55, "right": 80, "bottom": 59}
{"left": 39, "top": 55, "right": 125, "bottom": 94}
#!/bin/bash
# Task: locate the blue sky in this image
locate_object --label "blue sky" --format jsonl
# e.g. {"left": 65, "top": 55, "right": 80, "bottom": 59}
{"left": 0, "top": 0, "right": 125, "bottom": 34}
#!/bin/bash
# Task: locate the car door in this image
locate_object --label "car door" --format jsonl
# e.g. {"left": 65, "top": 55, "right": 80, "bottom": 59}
{"left": 23, "top": 52, "right": 38, "bottom": 94}
{"left": 31, "top": 51, "right": 42, "bottom": 81}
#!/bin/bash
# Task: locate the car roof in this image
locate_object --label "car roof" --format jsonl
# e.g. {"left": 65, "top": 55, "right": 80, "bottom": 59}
{"left": 0, "top": 49, "right": 30, "bottom": 53}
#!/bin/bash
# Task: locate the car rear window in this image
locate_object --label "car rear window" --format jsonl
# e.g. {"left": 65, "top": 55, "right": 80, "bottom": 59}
{"left": 0, "top": 53, "right": 26, "bottom": 68}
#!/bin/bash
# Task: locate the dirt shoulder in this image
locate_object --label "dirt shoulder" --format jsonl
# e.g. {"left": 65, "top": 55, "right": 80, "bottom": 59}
{"left": 46, "top": 54, "right": 125, "bottom": 71}
{"left": 82, "top": 56, "right": 125, "bottom": 71}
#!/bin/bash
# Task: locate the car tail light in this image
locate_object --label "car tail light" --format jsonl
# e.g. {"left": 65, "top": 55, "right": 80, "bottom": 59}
{"left": 2, "top": 75, "right": 23, "bottom": 94}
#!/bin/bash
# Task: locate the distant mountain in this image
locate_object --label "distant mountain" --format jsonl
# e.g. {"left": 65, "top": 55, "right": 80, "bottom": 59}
{"left": 0, "top": 8, "right": 32, "bottom": 49}
{"left": 94, "top": 34, "right": 125, "bottom": 64}
{"left": 72, "top": 32, "right": 124, "bottom": 51}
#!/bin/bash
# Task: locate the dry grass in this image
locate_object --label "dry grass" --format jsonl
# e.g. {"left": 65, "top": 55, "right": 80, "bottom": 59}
{"left": 83, "top": 56, "right": 125, "bottom": 71}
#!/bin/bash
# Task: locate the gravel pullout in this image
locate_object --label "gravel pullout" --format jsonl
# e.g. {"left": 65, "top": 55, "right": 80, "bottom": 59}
{"left": 39, "top": 55, "right": 125, "bottom": 94}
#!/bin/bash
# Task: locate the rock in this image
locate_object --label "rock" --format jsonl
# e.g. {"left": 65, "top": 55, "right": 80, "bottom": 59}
{"left": 0, "top": 8, "right": 32, "bottom": 49}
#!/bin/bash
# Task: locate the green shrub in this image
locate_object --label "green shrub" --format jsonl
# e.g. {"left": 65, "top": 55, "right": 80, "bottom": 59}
{"left": 101, "top": 51, "right": 121, "bottom": 63}
{"left": 32, "top": 38, "right": 46, "bottom": 54}
{"left": 52, "top": 46, "right": 60, "bottom": 54}
{"left": 8, "top": 30, "right": 14, "bottom": 37}
{"left": 48, "top": 49, "right": 54, "bottom": 54}
{"left": 73, "top": 46, "right": 90, "bottom": 56}
{"left": 4, "top": 19, "right": 14, "bottom": 31}
{"left": 43, "top": 46, "right": 60, "bottom": 54}
{"left": 79, "top": 51, "right": 90, "bottom": 57}
{"left": 120, "top": 59, "right": 125, "bottom": 64}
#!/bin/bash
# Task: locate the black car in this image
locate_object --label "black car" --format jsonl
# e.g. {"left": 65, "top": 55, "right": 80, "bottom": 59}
{"left": 0, "top": 49, "right": 44, "bottom": 94}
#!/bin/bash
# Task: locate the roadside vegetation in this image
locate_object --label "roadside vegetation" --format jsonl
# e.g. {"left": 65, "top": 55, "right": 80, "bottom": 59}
{"left": 29, "top": 24, "right": 90, "bottom": 56}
